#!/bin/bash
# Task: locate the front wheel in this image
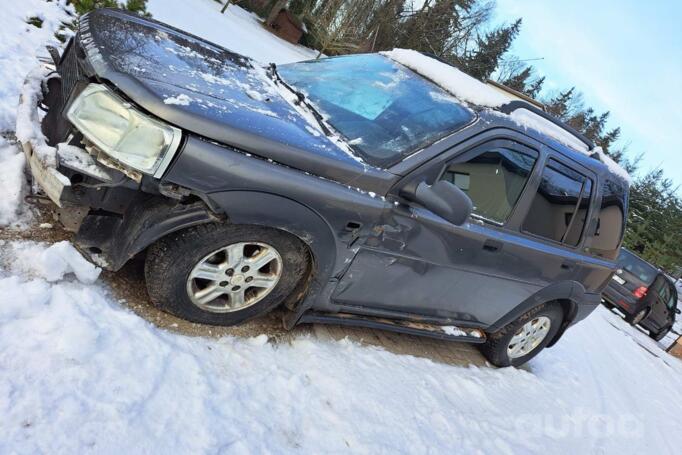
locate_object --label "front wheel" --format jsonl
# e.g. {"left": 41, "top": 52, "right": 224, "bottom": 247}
{"left": 145, "top": 224, "right": 310, "bottom": 326}
{"left": 479, "top": 303, "right": 564, "bottom": 367}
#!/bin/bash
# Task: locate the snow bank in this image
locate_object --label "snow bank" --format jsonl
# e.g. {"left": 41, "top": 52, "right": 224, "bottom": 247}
{"left": 0, "top": 1, "right": 71, "bottom": 228}
{"left": 15, "top": 65, "right": 62, "bottom": 168}
{"left": 0, "top": 138, "right": 27, "bottom": 226}
{"left": 6, "top": 241, "right": 100, "bottom": 284}
{"left": 382, "top": 48, "right": 512, "bottom": 108}
{"left": 0, "top": 0, "right": 73, "bottom": 132}
{"left": 146, "top": 1, "right": 317, "bottom": 64}
{"left": 1, "top": 240, "right": 681, "bottom": 453}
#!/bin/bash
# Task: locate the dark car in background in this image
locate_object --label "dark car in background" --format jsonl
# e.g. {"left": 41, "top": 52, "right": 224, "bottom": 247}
{"left": 603, "top": 249, "right": 680, "bottom": 340}
{"left": 20, "top": 9, "right": 630, "bottom": 367}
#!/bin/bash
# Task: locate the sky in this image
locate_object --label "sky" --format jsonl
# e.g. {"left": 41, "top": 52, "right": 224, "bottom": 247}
{"left": 494, "top": 0, "right": 682, "bottom": 191}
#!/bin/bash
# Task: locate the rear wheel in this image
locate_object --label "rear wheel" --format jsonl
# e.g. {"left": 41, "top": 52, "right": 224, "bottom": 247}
{"left": 650, "top": 325, "right": 670, "bottom": 342}
{"left": 145, "top": 224, "right": 309, "bottom": 326}
{"left": 479, "top": 303, "right": 564, "bottom": 367}
{"left": 628, "top": 308, "right": 649, "bottom": 326}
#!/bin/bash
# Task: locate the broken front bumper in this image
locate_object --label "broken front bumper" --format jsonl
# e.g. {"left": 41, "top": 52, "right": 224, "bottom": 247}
{"left": 17, "top": 60, "right": 127, "bottom": 211}
{"left": 20, "top": 140, "right": 71, "bottom": 207}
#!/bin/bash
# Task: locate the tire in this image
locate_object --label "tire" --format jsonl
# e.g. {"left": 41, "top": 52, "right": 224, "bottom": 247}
{"left": 478, "top": 303, "right": 564, "bottom": 367}
{"left": 627, "top": 307, "right": 649, "bottom": 326}
{"left": 650, "top": 326, "right": 670, "bottom": 342}
{"left": 145, "top": 223, "right": 310, "bottom": 326}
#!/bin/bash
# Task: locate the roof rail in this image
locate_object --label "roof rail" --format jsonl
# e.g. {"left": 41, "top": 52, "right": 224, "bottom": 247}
{"left": 486, "top": 80, "right": 546, "bottom": 110}
{"left": 499, "top": 100, "right": 595, "bottom": 150}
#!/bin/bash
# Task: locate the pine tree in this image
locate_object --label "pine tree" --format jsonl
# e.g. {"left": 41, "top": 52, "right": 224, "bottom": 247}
{"left": 525, "top": 75, "right": 545, "bottom": 97}
{"left": 624, "top": 169, "right": 682, "bottom": 272}
{"left": 462, "top": 18, "right": 521, "bottom": 80}
{"left": 363, "top": 0, "right": 406, "bottom": 52}
{"left": 499, "top": 65, "right": 545, "bottom": 97}
{"left": 69, "top": 0, "right": 149, "bottom": 15}
{"left": 500, "top": 66, "right": 532, "bottom": 92}
{"left": 544, "top": 88, "right": 576, "bottom": 119}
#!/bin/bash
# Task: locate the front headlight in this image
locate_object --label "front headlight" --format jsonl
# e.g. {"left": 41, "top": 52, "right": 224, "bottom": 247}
{"left": 66, "top": 84, "right": 181, "bottom": 176}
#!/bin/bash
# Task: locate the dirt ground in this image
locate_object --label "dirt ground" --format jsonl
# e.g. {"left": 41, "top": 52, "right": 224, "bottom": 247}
{"left": 3, "top": 199, "right": 489, "bottom": 367}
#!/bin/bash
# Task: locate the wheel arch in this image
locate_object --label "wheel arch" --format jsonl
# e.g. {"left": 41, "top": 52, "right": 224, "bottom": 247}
{"left": 75, "top": 190, "right": 337, "bottom": 292}
{"left": 487, "top": 281, "right": 586, "bottom": 346}
{"left": 206, "top": 190, "right": 338, "bottom": 287}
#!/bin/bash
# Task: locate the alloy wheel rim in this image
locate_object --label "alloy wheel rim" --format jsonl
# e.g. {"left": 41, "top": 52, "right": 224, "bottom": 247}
{"left": 507, "top": 316, "right": 552, "bottom": 359}
{"left": 186, "top": 241, "right": 282, "bottom": 313}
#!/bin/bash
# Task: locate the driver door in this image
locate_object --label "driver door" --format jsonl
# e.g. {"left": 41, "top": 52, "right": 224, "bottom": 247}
{"left": 331, "top": 138, "right": 577, "bottom": 326}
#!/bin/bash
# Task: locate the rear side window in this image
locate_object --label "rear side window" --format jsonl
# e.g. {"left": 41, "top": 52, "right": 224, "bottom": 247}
{"left": 617, "top": 250, "right": 657, "bottom": 284}
{"left": 590, "top": 178, "right": 627, "bottom": 259}
{"left": 522, "top": 159, "right": 593, "bottom": 246}
{"left": 666, "top": 286, "right": 677, "bottom": 310}
{"left": 652, "top": 276, "right": 672, "bottom": 306}
{"left": 441, "top": 147, "right": 537, "bottom": 224}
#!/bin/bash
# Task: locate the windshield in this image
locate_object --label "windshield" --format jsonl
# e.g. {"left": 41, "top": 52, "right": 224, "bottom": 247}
{"left": 277, "top": 54, "right": 475, "bottom": 167}
{"left": 617, "top": 249, "right": 657, "bottom": 284}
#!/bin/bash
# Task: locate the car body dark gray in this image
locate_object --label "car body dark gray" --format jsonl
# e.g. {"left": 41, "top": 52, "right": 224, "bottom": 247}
{"left": 24, "top": 9, "right": 630, "bottom": 366}
{"left": 602, "top": 249, "right": 679, "bottom": 340}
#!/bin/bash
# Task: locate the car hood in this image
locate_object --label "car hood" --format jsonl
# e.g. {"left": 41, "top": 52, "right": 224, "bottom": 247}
{"left": 78, "top": 9, "right": 387, "bottom": 186}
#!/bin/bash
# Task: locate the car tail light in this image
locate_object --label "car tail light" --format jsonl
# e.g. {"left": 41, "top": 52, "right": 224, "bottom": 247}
{"left": 633, "top": 286, "right": 648, "bottom": 299}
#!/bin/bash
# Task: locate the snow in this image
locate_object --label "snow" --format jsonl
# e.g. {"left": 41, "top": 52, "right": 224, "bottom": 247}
{"left": 163, "top": 93, "right": 193, "bottom": 106}
{"left": 591, "top": 145, "right": 632, "bottom": 182}
{"left": 510, "top": 108, "right": 590, "bottom": 152}
{"left": 507, "top": 110, "right": 631, "bottom": 182}
{"left": 57, "top": 143, "right": 114, "bottom": 181}
{"left": 146, "top": 1, "right": 317, "bottom": 65}
{"left": 15, "top": 65, "right": 59, "bottom": 168}
{"left": 0, "top": 138, "right": 27, "bottom": 227}
{"left": 0, "top": 0, "right": 73, "bottom": 132}
{"left": 0, "top": 240, "right": 681, "bottom": 453}
{"left": 441, "top": 325, "right": 467, "bottom": 337}
{"left": 5, "top": 240, "right": 100, "bottom": 284}
{"left": 442, "top": 325, "right": 483, "bottom": 338}
{"left": 0, "top": 0, "right": 72, "bottom": 227}
{"left": 382, "top": 48, "right": 513, "bottom": 108}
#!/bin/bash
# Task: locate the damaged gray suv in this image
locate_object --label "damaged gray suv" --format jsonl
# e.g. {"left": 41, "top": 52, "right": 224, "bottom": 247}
{"left": 20, "top": 9, "right": 629, "bottom": 366}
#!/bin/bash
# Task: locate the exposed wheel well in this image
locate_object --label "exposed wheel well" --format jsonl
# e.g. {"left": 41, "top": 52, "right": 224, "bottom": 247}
{"left": 546, "top": 298, "right": 577, "bottom": 347}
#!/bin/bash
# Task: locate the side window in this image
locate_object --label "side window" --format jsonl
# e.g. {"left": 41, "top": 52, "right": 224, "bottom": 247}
{"left": 667, "top": 286, "right": 677, "bottom": 310}
{"left": 441, "top": 147, "right": 537, "bottom": 224}
{"left": 657, "top": 282, "right": 671, "bottom": 305}
{"left": 590, "top": 178, "right": 627, "bottom": 259}
{"left": 522, "top": 159, "right": 593, "bottom": 246}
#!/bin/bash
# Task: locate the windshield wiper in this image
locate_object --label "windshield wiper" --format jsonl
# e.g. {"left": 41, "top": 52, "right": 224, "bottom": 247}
{"left": 267, "top": 63, "right": 333, "bottom": 136}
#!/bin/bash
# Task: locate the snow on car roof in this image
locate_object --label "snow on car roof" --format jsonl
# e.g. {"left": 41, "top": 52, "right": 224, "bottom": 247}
{"left": 383, "top": 48, "right": 631, "bottom": 182}
{"left": 382, "top": 48, "right": 513, "bottom": 108}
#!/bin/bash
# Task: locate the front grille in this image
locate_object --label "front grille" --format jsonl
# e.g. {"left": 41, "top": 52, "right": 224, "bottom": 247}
{"left": 42, "top": 38, "right": 85, "bottom": 145}
{"left": 58, "top": 39, "right": 81, "bottom": 113}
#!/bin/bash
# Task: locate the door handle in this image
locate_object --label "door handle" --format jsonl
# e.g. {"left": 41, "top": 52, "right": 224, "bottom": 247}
{"left": 561, "top": 261, "right": 576, "bottom": 270}
{"left": 482, "top": 239, "right": 503, "bottom": 252}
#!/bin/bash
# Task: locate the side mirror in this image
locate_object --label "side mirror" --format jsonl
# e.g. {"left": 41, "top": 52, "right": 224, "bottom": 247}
{"left": 403, "top": 180, "right": 473, "bottom": 225}
{"left": 676, "top": 308, "right": 681, "bottom": 315}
